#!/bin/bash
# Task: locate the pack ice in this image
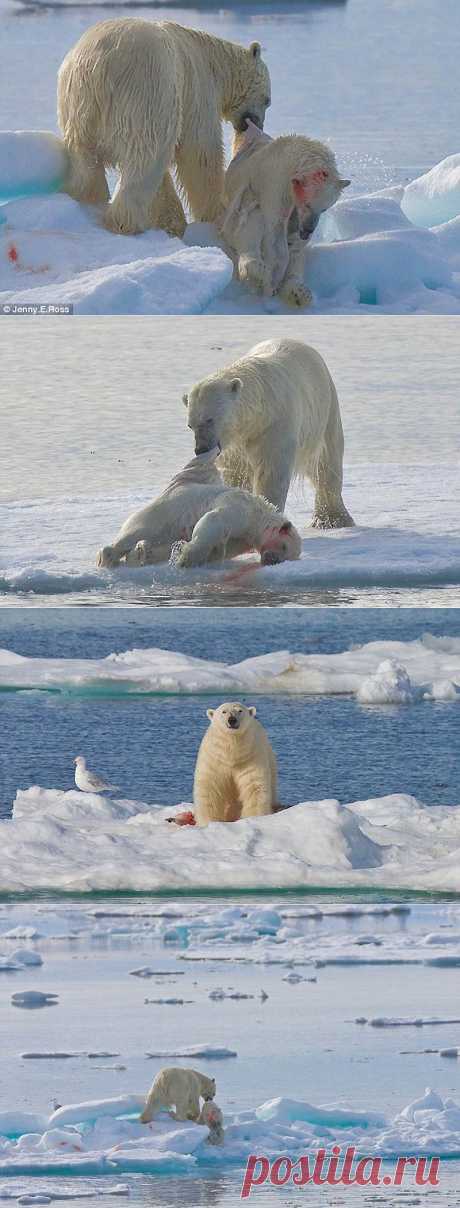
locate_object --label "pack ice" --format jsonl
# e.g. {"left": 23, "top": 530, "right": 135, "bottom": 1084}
{"left": 1, "top": 1088, "right": 460, "bottom": 1174}
{"left": 2, "top": 138, "right": 460, "bottom": 313}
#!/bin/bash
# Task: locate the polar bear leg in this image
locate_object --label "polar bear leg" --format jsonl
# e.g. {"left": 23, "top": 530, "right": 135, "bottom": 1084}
{"left": 149, "top": 172, "right": 187, "bottom": 239}
{"left": 62, "top": 148, "right": 110, "bottom": 206}
{"left": 175, "top": 1094, "right": 201, "bottom": 1122}
{"left": 175, "top": 510, "right": 231, "bottom": 567}
{"left": 219, "top": 448, "right": 253, "bottom": 493}
{"left": 310, "top": 393, "right": 354, "bottom": 529}
{"left": 140, "top": 1088, "right": 164, "bottom": 1124}
{"left": 278, "top": 232, "right": 312, "bottom": 310}
{"left": 176, "top": 136, "right": 225, "bottom": 224}
{"left": 235, "top": 766, "right": 273, "bottom": 818}
{"left": 250, "top": 429, "right": 297, "bottom": 511}
{"left": 105, "top": 151, "right": 174, "bottom": 235}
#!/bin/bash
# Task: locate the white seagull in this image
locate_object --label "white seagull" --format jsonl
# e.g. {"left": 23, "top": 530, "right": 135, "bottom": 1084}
{"left": 74, "top": 755, "right": 119, "bottom": 794}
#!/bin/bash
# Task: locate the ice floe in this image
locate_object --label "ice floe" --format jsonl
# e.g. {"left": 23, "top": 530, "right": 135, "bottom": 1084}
{"left": 2, "top": 152, "right": 460, "bottom": 312}
{"left": 0, "top": 636, "right": 458, "bottom": 703}
{"left": 2, "top": 778, "right": 460, "bottom": 891}
{"left": 1, "top": 1088, "right": 460, "bottom": 1173}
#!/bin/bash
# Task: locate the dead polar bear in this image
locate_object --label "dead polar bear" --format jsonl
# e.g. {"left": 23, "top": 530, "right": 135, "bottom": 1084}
{"left": 221, "top": 121, "right": 350, "bottom": 307}
{"left": 140, "top": 1067, "right": 216, "bottom": 1124}
{"left": 194, "top": 702, "right": 278, "bottom": 826}
{"left": 96, "top": 448, "right": 301, "bottom": 569}
{"left": 58, "top": 19, "right": 271, "bottom": 235}
{"left": 184, "top": 337, "right": 354, "bottom": 525}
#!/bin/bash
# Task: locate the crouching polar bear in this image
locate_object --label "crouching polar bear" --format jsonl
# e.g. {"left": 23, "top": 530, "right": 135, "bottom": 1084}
{"left": 96, "top": 448, "right": 301, "bottom": 570}
{"left": 140, "top": 1067, "right": 216, "bottom": 1124}
{"left": 221, "top": 121, "right": 350, "bottom": 307}
{"left": 194, "top": 702, "right": 278, "bottom": 826}
{"left": 184, "top": 337, "right": 354, "bottom": 526}
{"left": 58, "top": 18, "right": 270, "bottom": 235}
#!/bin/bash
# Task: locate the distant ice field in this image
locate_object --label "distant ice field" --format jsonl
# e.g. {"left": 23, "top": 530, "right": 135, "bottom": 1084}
{"left": 1, "top": 318, "right": 459, "bottom": 607}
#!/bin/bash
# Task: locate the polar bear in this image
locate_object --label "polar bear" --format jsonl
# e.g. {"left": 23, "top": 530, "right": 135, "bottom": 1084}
{"left": 221, "top": 122, "right": 350, "bottom": 306}
{"left": 184, "top": 338, "right": 354, "bottom": 526}
{"left": 194, "top": 703, "right": 278, "bottom": 826}
{"left": 140, "top": 1067, "right": 216, "bottom": 1124}
{"left": 96, "top": 448, "right": 301, "bottom": 569}
{"left": 58, "top": 19, "right": 271, "bottom": 235}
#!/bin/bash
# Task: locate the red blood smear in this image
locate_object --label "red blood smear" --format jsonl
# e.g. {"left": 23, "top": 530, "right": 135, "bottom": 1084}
{"left": 169, "top": 811, "right": 196, "bottom": 826}
{"left": 8, "top": 244, "right": 19, "bottom": 263}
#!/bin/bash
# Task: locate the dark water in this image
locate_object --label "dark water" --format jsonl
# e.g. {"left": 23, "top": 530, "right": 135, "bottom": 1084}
{"left": 0, "top": 608, "right": 458, "bottom": 817}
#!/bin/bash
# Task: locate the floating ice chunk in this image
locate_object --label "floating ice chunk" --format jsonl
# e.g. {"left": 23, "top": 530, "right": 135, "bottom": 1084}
{"left": 357, "top": 660, "right": 416, "bottom": 705}
{"left": 367, "top": 1016, "right": 460, "bottom": 1028}
{"left": 320, "top": 194, "right": 411, "bottom": 242}
{"left": 49, "top": 1096, "right": 145, "bottom": 1127}
{"left": 10, "top": 948, "right": 43, "bottom": 966}
{"left": 440, "top": 1048, "right": 459, "bottom": 1058}
{"left": 146, "top": 1045, "right": 237, "bottom": 1059}
{"left": 424, "top": 680, "right": 458, "bottom": 701}
{"left": 0, "top": 1113, "right": 48, "bottom": 1138}
{"left": 307, "top": 226, "right": 451, "bottom": 307}
{"left": 255, "top": 1097, "right": 385, "bottom": 1129}
{"left": 399, "top": 1087, "right": 445, "bottom": 1121}
{"left": 0, "top": 132, "right": 68, "bottom": 201}
{"left": 3, "top": 927, "right": 41, "bottom": 940}
{"left": 12, "top": 991, "right": 58, "bottom": 1009}
{"left": 402, "top": 154, "right": 460, "bottom": 228}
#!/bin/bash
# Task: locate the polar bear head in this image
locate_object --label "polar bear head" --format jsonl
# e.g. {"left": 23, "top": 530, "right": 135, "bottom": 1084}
{"left": 183, "top": 373, "right": 242, "bottom": 454}
{"left": 224, "top": 41, "right": 271, "bottom": 135}
{"left": 198, "top": 1073, "right": 217, "bottom": 1100}
{"left": 259, "top": 517, "right": 302, "bottom": 565}
{"left": 206, "top": 702, "right": 257, "bottom": 734}
{"left": 288, "top": 139, "right": 350, "bottom": 238}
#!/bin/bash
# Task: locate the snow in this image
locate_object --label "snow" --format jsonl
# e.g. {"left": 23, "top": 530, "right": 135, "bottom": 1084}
{"left": 0, "top": 196, "right": 232, "bottom": 315}
{"left": 1, "top": 154, "right": 460, "bottom": 313}
{"left": 1, "top": 1088, "right": 460, "bottom": 1173}
{"left": 0, "top": 636, "right": 459, "bottom": 702}
{"left": 2, "top": 779, "right": 460, "bottom": 893}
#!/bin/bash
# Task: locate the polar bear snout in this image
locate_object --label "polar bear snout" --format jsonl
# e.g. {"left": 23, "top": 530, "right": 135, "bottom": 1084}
{"left": 298, "top": 207, "right": 320, "bottom": 241}
{"left": 261, "top": 549, "right": 281, "bottom": 566}
{"left": 227, "top": 712, "right": 240, "bottom": 729}
{"left": 236, "top": 110, "right": 264, "bottom": 134}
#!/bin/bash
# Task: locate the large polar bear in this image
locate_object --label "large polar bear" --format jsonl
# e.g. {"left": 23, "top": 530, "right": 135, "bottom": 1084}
{"left": 140, "top": 1067, "right": 216, "bottom": 1124}
{"left": 96, "top": 448, "right": 301, "bottom": 569}
{"left": 58, "top": 19, "right": 271, "bottom": 235}
{"left": 221, "top": 122, "right": 350, "bottom": 307}
{"left": 194, "top": 702, "right": 278, "bottom": 826}
{"left": 184, "top": 338, "right": 354, "bottom": 526}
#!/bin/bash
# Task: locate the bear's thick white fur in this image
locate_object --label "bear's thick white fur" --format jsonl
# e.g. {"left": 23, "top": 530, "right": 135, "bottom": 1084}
{"left": 96, "top": 448, "right": 301, "bottom": 569}
{"left": 221, "top": 123, "right": 350, "bottom": 306}
{"left": 184, "top": 338, "right": 354, "bottom": 525}
{"left": 194, "top": 702, "right": 278, "bottom": 827}
{"left": 58, "top": 19, "right": 270, "bottom": 235}
{"left": 140, "top": 1067, "right": 216, "bottom": 1124}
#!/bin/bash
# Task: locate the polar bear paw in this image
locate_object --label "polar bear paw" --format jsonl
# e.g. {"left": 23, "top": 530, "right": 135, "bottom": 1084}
{"left": 280, "top": 280, "right": 313, "bottom": 309}
{"left": 311, "top": 508, "right": 355, "bottom": 530}
{"left": 238, "top": 256, "right": 273, "bottom": 296}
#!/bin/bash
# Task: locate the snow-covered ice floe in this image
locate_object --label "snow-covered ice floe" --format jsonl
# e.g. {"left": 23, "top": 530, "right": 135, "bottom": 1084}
{"left": 2, "top": 146, "right": 460, "bottom": 313}
{"left": 2, "top": 781, "right": 460, "bottom": 893}
{"left": 1, "top": 461, "right": 459, "bottom": 599}
{"left": 1, "top": 1088, "right": 460, "bottom": 1172}
{"left": 0, "top": 635, "right": 458, "bottom": 702}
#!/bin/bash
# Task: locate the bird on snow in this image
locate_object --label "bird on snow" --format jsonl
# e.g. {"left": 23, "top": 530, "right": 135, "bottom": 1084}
{"left": 74, "top": 755, "right": 119, "bottom": 794}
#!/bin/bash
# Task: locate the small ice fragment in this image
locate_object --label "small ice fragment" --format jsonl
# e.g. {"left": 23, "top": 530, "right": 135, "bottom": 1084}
{"left": 12, "top": 991, "right": 58, "bottom": 1009}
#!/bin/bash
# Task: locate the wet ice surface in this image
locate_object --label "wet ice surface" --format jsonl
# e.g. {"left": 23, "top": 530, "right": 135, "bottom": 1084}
{"left": 1, "top": 898, "right": 460, "bottom": 1203}
{"left": 1, "top": 319, "right": 459, "bottom": 607}
{"left": 2, "top": 1, "right": 460, "bottom": 314}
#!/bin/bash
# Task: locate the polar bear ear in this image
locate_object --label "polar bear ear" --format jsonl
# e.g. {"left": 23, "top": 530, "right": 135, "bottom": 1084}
{"left": 182, "top": 393, "right": 189, "bottom": 408}
{"left": 229, "top": 377, "right": 242, "bottom": 397}
{"left": 249, "top": 41, "right": 261, "bottom": 61}
{"left": 339, "top": 178, "right": 351, "bottom": 189}
{"left": 248, "top": 706, "right": 257, "bottom": 717}
{"left": 207, "top": 708, "right": 215, "bottom": 720}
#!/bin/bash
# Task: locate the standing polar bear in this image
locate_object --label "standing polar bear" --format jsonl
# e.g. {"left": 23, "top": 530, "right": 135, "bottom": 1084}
{"left": 58, "top": 19, "right": 271, "bottom": 235}
{"left": 140, "top": 1067, "right": 216, "bottom": 1124}
{"left": 194, "top": 703, "right": 278, "bottom": 827}
{"left": 184, "top": 338, "right": 354, "bottom": 527}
